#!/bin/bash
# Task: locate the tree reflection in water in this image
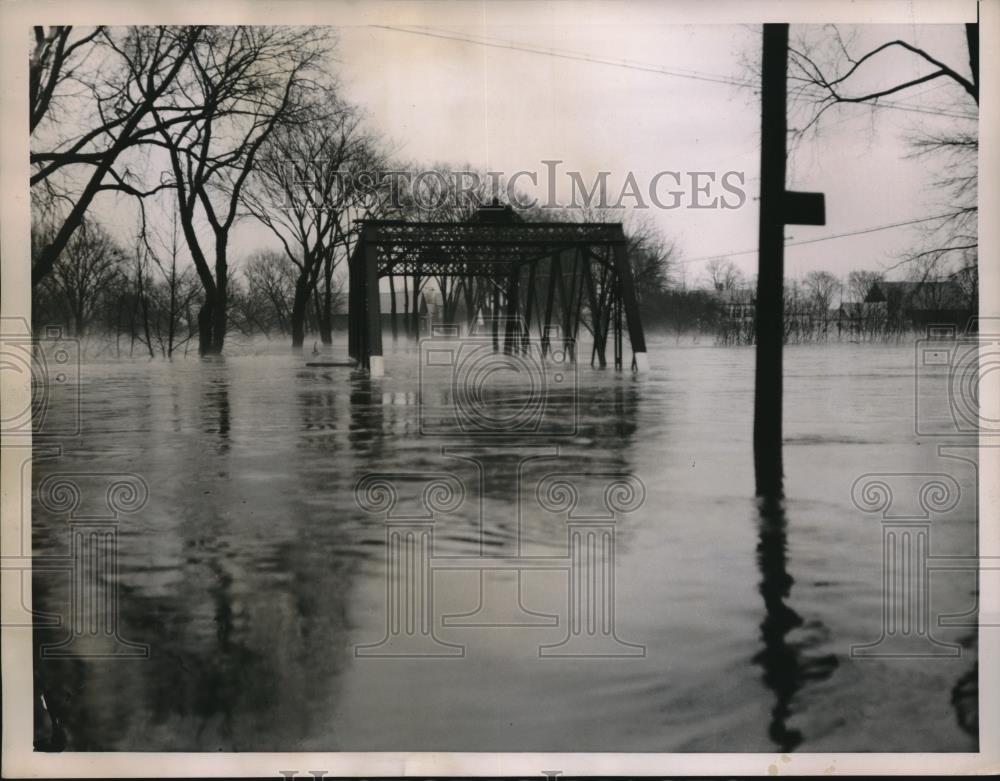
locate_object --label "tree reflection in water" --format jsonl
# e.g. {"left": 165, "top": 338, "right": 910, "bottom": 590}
{"left": 753, "top": 495, "right": 838, "bottom": 751}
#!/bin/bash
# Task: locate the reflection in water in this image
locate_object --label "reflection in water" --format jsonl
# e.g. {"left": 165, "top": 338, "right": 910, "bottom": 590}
{"left": 200, "top": 368, "right": 231, "bottom": 454}
{"left": 753, "top": 496, "right": 838, "bottom": 751}
{"left": 951, "top": 632, "right": 978, "bottom": 738}
{"left": 348, "top": 375, "right": 386, "bottom": 459}
{"left": 609, "top": 381, "right": 638, "bottom": 441}
{"left": 28, "top": 342, "right": 978, "bottom": 751}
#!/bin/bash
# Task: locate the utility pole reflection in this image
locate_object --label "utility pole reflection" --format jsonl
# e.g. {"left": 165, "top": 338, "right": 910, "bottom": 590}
{"left": 754, "top": 497, "right": 838, "bottom": 751}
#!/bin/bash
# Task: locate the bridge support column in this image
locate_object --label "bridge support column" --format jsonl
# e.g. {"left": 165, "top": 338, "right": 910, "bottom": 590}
{"left": 612, "top": 242, "right": 648, "bottom": 371}
{"left": 364, "top": 240, "right": 384, "bottom": 376}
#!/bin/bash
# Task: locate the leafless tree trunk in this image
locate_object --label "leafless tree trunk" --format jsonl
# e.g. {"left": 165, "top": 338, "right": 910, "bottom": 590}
{"left": 156, "top": 26, "right": 329, "bottom": 354}
{"left": 41, "top": 218, "right": 123, "bottom": 336}
{"left": 243, "top": 89, "right": 376, "bottom": 348}
{"left": 30, "top": 26, "right": 204, "bottom": 286}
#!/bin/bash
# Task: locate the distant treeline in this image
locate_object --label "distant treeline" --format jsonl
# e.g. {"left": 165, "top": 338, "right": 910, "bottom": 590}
{"left": 30, "top": 25, "right": 976, "bottom": 356}
{"left": 637, "top": 264, "right": 977, "bottom": 344}
{"left": 32, "top": 216, "right": 978, "bottom": 356}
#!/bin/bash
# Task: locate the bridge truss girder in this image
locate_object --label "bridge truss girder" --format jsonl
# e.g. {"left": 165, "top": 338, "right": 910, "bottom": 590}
{"left": 347, "top": 219, "right": 648, "bottom": 376}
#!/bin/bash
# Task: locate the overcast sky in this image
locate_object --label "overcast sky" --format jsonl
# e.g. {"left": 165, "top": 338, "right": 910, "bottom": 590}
{"left": 94, "top": 19, "right": 977, "bottom": 288}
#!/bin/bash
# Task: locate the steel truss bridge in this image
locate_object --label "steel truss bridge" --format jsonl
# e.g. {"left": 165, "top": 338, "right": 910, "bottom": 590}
{"left": 347, "top": 207, "right": 648, "bottom": 376}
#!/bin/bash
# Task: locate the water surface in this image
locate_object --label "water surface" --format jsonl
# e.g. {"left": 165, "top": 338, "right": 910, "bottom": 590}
{"left": 31, "top": 336, "right": 978, "bottom": 751}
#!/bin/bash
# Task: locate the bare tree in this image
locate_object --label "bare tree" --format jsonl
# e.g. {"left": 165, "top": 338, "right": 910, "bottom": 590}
{"left": 846, "top": 269, "right": 883, "bottom": 302}
{"left": 154, "top": 26, "right": 331, "bottom": 354}
{"left": 624, "top": 213, "right": 677, "bottom": 302}
{"left": 951, "top": 263, "right": 978, "bottom": 318}
{"left": 787, "top": 25, "right": 977, "bottom": 129}
{"left": 803, "top": 270, "right": 840, "bottom": 314}
{"left": 242, "top": 91, "right": 370, "bottom": 347}
{"left": 786, "top": 25, "right": 978, "bottom": 277}
{"left": 844, "top": 269, "right": 887, "bottom": 339}
{"left": 241, "top": 250, "right": 297, "bottom": 336}
{"left": 127, "top": 227, "right": 157, "bottom": 358}
{"left": 140, "top": 199, "right": 198, "bottom": 356}
{"left": 705, "top": 257, "right": 744, "bottom": 293}
{"left": 899, "top": 129, "right": 978, "bottom": 279}
{"left": 39, "top": 218, "right": 124, "bottom": 336}
{"left": 30, "top": 26, "right": 205, "bottom": 286}
{"left": 30, "top": 26, "right": 105, "bottom": 134}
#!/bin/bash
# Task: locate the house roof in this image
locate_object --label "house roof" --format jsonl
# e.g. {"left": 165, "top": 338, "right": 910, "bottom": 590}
{"left": 725, "top": 288, "right": 755, "bottom": 305}
{"left": 866, "top": 280, "right": 968, "bottom": 310}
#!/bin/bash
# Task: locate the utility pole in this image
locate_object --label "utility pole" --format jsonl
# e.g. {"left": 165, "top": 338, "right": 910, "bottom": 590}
{"left": 754, "top": 23, "right": 826, "bottom": 498}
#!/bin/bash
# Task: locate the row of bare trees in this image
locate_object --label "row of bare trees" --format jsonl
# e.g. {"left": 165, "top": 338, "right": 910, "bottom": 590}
{"left": 32, "top": 218, "right": 345, "bottom": 356}
{"left": 242, "top": 93, "right": 381, "bottom": 347}
{"left": 33, "top": 215, "right": 200, "bottom": 356}
{"left": 29, "top": 23, "right": 683, "bottom": 357}
{"left": 30, "top": 25, "right": 373, "bottom": 355}
{"left": 693, "top": 258, "right": 975, "bottom": 345}
{"left": 32, "top": 24, "right": 974, "bottom": 356}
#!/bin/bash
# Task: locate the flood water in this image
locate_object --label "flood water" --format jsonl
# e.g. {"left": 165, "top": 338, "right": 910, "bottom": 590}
{"left": 31, "top": 335, "right": 978, "bottom": 752}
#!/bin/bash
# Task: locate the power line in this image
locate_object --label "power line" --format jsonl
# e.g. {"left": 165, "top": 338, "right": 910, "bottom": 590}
{"left": 845, "top": 99, "right": 975, "bottom": 121}
{"left": 825, "top": 76, "right": 976, "bottom": 120}
{"left": 373, "top": 25, "right": 754, "bottom": 87}
{"left": 679, "top": 211, "right": 967, "bottom": 265}
{"left": 374, "top": 24, "right": 977, "bottom": 121}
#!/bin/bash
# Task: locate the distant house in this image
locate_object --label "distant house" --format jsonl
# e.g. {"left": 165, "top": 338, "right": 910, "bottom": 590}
{"left": 836, "top": 301, "right": 866, "bottom": 320}
{"left": 863, "top": 280, "right": 972, "bottom": 329}
{"left": 835, "top": 298, "right": 884, "bottom": 338}
{"left": 836, "top": 279, "right": 973, "bottom": 337}
{"left": 714, "top": 286, "right": 811, "bottom": 326}
{"left": 710, "top": 286, "right": 756, "bottom": 344}
{"left": 722, "top": 288, "right": 755, "bottom": 322}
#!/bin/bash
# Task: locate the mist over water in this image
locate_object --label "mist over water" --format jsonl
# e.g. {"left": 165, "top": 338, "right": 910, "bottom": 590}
{"left": 31, "top": 336, "right": 977, "bottom": 751}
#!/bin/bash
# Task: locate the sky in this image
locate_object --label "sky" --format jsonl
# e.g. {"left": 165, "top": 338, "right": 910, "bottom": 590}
{"left": 89, "top": 18, "right": 978, "bottom": 290}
